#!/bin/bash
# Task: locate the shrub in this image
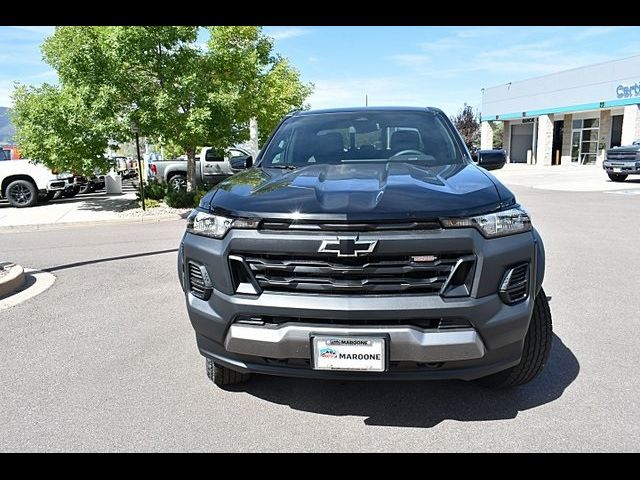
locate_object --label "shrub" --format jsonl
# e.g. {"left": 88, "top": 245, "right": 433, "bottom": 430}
{"left": 164, "top": 189, "right": 197, "bottom": 208}
{"left": 193, "top": 185, "right": 213, "bottom": 207}
{"left": 139, "top": 198, "right": 160, "bottom": 209}
{"left": 141, "top": 181, "right": 167, "bottom": 201}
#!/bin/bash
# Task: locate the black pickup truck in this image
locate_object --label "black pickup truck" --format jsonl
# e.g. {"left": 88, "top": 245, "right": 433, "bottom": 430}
{"left": 603, "top": 140, "right": 640, "bottom": 182}
{"left": 178, "top": 107, "right": 551, "bottom": 389}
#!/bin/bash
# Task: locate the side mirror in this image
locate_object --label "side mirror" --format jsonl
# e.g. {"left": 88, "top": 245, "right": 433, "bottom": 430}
{"left": 245, "top": 156, "right": 253, "bottom": 169}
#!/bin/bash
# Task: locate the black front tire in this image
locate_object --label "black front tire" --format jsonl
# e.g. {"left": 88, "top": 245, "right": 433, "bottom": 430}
{"left": 477, "top": 288, "right": 552, "bottom": 389}
{"left": 62, "top": 186, "right": 80, "bottom": 198}
{"left": 206, "top": 358, "right": 251, "bottom": 387}
{"left": 79, "top": 183, "right": 93, "bottom": 194}
{"left": 5, "top": 179, "right": 38, "bottom": 208}
{"left": 608, "top": 173, "right": 628, "bottom": 182}
{"left": 37, "top": 191, "right": 55, "bottom": 204}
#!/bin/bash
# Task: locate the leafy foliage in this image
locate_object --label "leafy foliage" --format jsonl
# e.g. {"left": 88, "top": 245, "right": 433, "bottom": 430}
{"left": 140, "top": 180, "right": 168, "bottom": 201}
{"left": 164, "top": 189, "right": 198, "bottom": 208}
{"left": 450, "top": 104, "right": 480, "bottom": 151}
{"left": 12, "top": 84, "right": 114, "bottom": 175}
{"left": 12, "top": 26, "right": 312, "bottom": 189}
{"left": 492, "top": 122, "right": 504, "bottom": 149}
{"left": 140, "top": 198, "right": 160, "bottom": 209}
{"left": 164, "top": 182, "right": 214, "bottom": 208}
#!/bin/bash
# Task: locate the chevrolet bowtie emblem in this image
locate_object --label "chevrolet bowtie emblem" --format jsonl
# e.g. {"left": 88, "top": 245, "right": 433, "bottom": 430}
{"left": 318, "top": 238, "right": 378, "bottom": 257}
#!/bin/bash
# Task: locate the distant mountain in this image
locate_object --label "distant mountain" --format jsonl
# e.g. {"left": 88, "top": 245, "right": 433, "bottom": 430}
{"left": 0, "top": 107, "right": 16, "bottom": 144}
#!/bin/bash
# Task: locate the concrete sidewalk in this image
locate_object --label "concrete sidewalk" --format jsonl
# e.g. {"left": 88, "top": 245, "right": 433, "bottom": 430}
{"left": 0, "top": 189, "right": 139, "bottom": 227}
{"left": 491, "top": 163, "right": 640, "bottom": 192}
{"left": 0, "top": 184, "right": 190, "bottom": 231}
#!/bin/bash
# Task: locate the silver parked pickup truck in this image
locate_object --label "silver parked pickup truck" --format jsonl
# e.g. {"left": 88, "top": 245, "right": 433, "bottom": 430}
{"left": 149, "top": 147, "right": 253, "bottom": 190}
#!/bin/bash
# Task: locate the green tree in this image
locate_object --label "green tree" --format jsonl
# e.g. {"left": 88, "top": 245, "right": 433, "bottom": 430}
{"left": 492, "top": 122, "right": 504, "bottom": 149}
{"left": 450, "top": 103, "right": 480, "bottom": 151}
{"left": 13, "top": 26, "right": 312, "bottom": 190}
{"left": 12, "top": 83, "right": 114, "bottom": 175}
{"left": 155, "top": 138, "right": 187, "bottom": 159}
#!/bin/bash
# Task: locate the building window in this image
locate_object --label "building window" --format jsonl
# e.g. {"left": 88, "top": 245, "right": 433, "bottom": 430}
{"left": 571, "top": 119, "right": 600, "bottom": 165}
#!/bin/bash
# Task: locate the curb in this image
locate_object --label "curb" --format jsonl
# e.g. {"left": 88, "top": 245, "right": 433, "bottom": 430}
{"left": 0, "top": 262, "right": 26, "bottom": 299}
{"left": 0, "top": 268, "right": 57, "bottom": 311}
{"left": 0, "top": 212, "right": 190, "bottom": 233}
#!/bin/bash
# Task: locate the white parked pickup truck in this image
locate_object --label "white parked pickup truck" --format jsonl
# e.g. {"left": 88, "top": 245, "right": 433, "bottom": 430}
{"left": 148, "top": 146, "right": 253, "bottom": 190}
{"left": 0, "top": 159, "right": 71, "bottom": 207}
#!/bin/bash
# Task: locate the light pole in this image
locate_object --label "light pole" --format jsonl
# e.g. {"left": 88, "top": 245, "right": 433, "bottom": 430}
{"left": 131, "top": 122, "right": 146, "bottom": 211}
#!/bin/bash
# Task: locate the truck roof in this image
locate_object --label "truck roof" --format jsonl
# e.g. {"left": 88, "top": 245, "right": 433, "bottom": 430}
{"left": 291, "top": 106, "right": 444, "bottom": 117}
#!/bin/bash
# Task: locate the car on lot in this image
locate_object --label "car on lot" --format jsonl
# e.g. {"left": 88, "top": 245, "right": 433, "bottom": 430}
{"left": 472, "top": 148, "right": 507, "bottom": 171}
{"left": 149, "top": 147, "right": 253, "bottom": 190}
{"left": 603, "top": 140, "right": 640, "bottom": 182}
{"left": 0, "top": 159, "right": 70, "bottom": 207}
{"left": 178, "top": 107, "right": 552, "bottom": 389}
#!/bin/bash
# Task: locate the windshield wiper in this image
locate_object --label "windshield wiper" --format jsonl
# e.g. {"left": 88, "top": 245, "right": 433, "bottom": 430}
{"left": 266, "top": 164, "right": 298, "bottom": 170}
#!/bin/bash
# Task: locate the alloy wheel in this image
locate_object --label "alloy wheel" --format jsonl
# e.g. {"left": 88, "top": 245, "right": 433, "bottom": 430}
{"left": 170, "top": 177, "right": 187, "bottom": 191}
{"left": 9, "top": 183, "right": 33, "bottom": 206}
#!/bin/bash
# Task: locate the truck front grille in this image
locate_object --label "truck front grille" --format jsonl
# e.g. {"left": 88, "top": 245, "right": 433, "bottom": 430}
{"left": 234, "top": 315, "right": 472, "bottom": 329}
{"left": 607, "top": 151, "right": 638, "bottom": 161}
{"left": 238, "top": 252, "right": 472, "bottom": 295}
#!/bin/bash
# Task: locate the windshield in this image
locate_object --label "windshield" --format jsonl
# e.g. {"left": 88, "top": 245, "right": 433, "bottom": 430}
{"left": 258, "top": 110, "right": 468, "bottom": 168}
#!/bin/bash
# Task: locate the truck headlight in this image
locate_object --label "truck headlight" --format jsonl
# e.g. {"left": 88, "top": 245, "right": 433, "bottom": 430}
{"left": 186, "top": 211, "right": 259, "bottom": 239}
{"left": 441, "top": 207, "right": 531, "bottom": 238}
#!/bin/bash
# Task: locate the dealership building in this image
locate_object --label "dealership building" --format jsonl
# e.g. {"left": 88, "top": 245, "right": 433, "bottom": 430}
{"left": 480, "top": 54, "right": 640, "bottom": 166}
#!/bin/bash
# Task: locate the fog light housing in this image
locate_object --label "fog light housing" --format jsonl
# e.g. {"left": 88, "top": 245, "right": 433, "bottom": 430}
{"left": 188, "top": 261, "right": 213, "bottom": 300}
{"left": 499, "top": 263, "right": 529, "bottom": 305}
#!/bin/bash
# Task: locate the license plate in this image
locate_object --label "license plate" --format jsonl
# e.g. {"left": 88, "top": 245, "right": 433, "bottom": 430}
{"left": 613, "top": 168, "right": 622, "bottom": 172}
{"left": 312, "top": 336, "right": 386, "bottom": 371}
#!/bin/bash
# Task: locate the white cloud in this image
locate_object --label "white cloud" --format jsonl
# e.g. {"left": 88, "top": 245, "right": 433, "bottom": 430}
{"left": 5, "top": 26, "right": 55, "bottom": 35}
{"left": 307, "top": 76, "right": 442, "bottom": 110}
{"left": 268, "top": 27, "right": 311, "bottom": 41}
{"left": 572, "top": 26, "right": 627, "bottom": 40}
{"left": 388, "top": 53, "right": 431, "bottom": 70}
{"left": 308, "top": 56, "right": 319, "bottom": 63}
{"left": 309, "top": 77, "right": 404, "bottom": 109}
{"left": 454, "top": 27, "right": 503, "bottom": 39}
{"left": 419, "top": 36, "right": 464, "bottom": 53}
{"left": 0, "top": 80, "right": 14, "bottom": 107}
{"left": 25, "top": 70, "right": 56, "bottom": 80}
{"left": 476, "top": 40, "right": 559, "bottom": 60}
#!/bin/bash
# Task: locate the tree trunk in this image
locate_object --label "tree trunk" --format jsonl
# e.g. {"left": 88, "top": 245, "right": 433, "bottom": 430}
{"left": 186, "top": 147, "right": 197, "bottom": 192}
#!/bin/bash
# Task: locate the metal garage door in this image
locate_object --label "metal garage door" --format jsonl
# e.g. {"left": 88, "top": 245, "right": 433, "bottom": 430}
{"left": 510, "top": 123, "right": 534, "bottom": 163}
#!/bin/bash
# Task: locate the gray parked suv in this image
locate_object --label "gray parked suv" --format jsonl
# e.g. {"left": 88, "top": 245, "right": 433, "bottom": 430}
{"left": 178, "top": 107, "right": 552, "bottom": 389}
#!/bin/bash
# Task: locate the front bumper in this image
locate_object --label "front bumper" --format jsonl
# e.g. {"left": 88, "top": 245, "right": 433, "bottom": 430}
{"left": 46, "top": 179, "right": 67, "bottom": 191}
{"left": 180, "top": 227, "right": 543, "bottom": 381}
{"left": 603, "top": 160, "right": 640, "bottom": 174}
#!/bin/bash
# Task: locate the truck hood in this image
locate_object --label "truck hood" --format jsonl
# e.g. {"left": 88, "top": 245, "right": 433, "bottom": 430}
{"left": 607, "top": 145, "right": 640, "bottom": 153}
{"left": 206, "top": 162, "right": 513, "bottom": 221}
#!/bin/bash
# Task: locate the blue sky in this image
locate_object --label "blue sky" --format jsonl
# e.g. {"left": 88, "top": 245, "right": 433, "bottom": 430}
{"left": 2, "top": 26, "right": 640, "bottom": 116}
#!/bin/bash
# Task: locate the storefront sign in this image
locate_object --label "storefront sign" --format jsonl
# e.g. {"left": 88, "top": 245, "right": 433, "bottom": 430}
{"left": 617, "top": 83, "right": 640, "bottom": 98}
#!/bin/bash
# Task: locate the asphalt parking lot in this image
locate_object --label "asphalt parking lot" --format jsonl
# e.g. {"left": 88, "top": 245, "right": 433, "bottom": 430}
{"left": 1, "top": 170, "right": 639, "bottom": 452}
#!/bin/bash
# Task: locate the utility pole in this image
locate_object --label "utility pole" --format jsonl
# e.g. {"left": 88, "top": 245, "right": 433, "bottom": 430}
{"left": 131, "top": 122, "right": 146, "bottom": 211}
{"left": 249, "top": 118, "right": 259, "bottom": 157}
